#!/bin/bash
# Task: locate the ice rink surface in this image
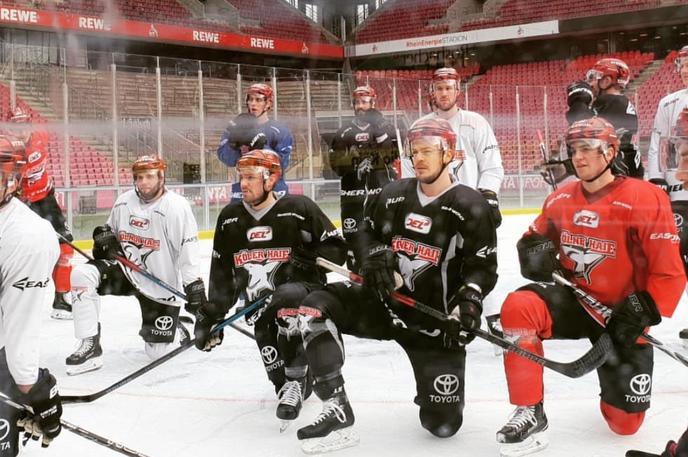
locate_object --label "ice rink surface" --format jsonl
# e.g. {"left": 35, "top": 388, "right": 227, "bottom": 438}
{"left": 21, "top": 214, "right": 688, "bottom": 457}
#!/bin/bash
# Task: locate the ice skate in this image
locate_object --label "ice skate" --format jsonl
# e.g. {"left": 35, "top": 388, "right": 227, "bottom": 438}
{"left": 497, "top": 402, "right": 548, "bottom": 457}
{"left": 50, "top": 292, "right": 73, "bottom": 320}
{"left": 277, "top": 378, "right": 306, "bottom": 432}
{"left": 297, "top": 388, "right": 358, "bottom": 454}
{"left": 66, "top": 324, "right": 103, "bottom": 375}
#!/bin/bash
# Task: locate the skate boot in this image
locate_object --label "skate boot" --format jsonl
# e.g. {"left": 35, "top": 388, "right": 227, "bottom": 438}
{"left": 297, "top": 387, "right": 359, "bottom": 454}
{"left": 496, "top": 402, "right": 548, "bottom": 457}
{"left": 680, "top": 328, "right": 688, "bottom": 349}
{"left": 277, "top": 377, "right": 306, "bottom": 432}
{"left": 66, "top": 324, "right": 103, "bottom": 375}
{"left": 50, "top": 292, "right": 73, "bottom": 320}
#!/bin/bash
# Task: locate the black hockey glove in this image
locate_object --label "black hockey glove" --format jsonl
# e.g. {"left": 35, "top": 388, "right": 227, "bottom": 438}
{"left": 517, "top": 233, "right": 559, "bottom": 282}
{"left": 607, "top": 291, "right": 661, "bottom": 348}
{"left": 360, "top": 244, "right": 399, "bottom": 301}
{"left": 92, "top": 225, "right": 123, "bottom": 260}
{"left": 447, "top": 285, "right": 483, "bottom": 345}
{"left": 566, "top": 80, "right": 593, "bottom": 108}
{"left": 184, "top": 279, "right": 207, "bottom": 315}
{"left": 479, "top": 188, "right": 502, "bottom": 228}
{"left": 540, "top": 157, "right": 575, "bottom": 186}
{"left": 649, "top": 178, "right": 670, "bottom": 194}
{"left": 17, "top": 368, "right": 62, "bottom": 448}
{"left": 289, "top": 246, "right": 318, "bottom": 274}
{"left": 227, "top": 113, "right": 267, "bottom": 152}
{"left": 193, "top": 301, "right": 226, "bottom": 351}
{"left": 626, "top": 426, "right": 688, "bottom": 457}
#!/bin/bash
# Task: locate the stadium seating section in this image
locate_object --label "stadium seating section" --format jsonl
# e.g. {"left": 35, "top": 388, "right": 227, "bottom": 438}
{"left": 5, "top": 0, "right": 332, "bottom": 44}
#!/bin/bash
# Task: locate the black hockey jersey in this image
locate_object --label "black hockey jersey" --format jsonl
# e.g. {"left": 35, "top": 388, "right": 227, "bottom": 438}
{"left": 209, "top": 194, "right": 347, "bottom": 313}
{"left": 566, "top": 93, "right": 642, "bottom": 178}
{"left": 358, "top": 178, "right": 498, "bottom": 329}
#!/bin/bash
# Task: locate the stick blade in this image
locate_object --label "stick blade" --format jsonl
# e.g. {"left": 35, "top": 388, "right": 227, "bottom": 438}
{"left": 549, "top": 333, "right": 613, "bottom": 378}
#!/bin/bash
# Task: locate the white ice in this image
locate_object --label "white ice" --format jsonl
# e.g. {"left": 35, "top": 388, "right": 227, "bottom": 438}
{"left": 24, "top": 214, "right": 688, "bottom": 457}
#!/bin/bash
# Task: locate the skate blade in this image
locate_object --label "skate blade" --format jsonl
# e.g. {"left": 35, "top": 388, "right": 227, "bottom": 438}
{"left": 50, "top": 309, "right": 73, "bottom": 320}
{"left": 279, "top": 420, "right": 292, "bottom": 433}
{"left": 499, "top": 432, "right": 548, "bottom": 457}
{"left": 300, "top": 427, "right": 359, "bottom": 455}
{"left": 66, "top": 356, "right": 103, "bottom": 376}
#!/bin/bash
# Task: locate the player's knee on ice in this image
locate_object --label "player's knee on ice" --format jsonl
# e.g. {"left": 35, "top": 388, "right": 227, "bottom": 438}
{"left": 600, "top": 401, "right": 645, "bottom": 435}
{"left": 419, "top": 407, "right": 463, "bottom": 438}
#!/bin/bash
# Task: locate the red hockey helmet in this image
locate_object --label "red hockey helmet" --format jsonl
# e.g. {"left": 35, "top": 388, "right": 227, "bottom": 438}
{"left": 566, "top": 117, "right": 620, "bottom": 154}
{"left": 237, "top": 149, "right": 282, "bottom": 181}
{"left": 0, "top": 135, "right": 26, "bottom": 199}
{"left": 586, "top": 58, "right": 630, "bottom": 89}
{"left": 406, "top": 118, "right": 457, "bottom": 158}
{"left": 676, "top": 45, "right": 688, "bottom": 72}
{"left": 352, "top": 86, "right": 376, "bottom": 106}
{"left": 132, "top": 155, "right": 167, "bottom": 175}
{"left": 432, "top": 67, "right": 460, "bottom": 86}
{"left": 9, "top": 106, "right": 30, "bottom": 123}
{"left": 245, "top": 83, "right": 274, "bottom": 105}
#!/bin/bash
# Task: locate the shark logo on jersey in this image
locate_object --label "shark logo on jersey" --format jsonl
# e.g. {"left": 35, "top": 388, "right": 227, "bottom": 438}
{"left": 243, "top": 261, "right": 280, "bottom": 301}
{"left": 397, "top": 254, "right": 433, "bottom": 291}
{"left": 392, "top": 236, "right": 441, "bottom": 291}
{"left": 560, "top": 230, "right": 616, "bottom": 284}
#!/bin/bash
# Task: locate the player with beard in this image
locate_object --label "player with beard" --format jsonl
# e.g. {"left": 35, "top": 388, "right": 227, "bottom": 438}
{"left": 280, "top": 118, "right": 497, "bottom": 454}
{"left": 495, "top": 117, "right": 685, "bottom": 457}
{"left": 193, "top": 149, "right": 346, "bottom": 430}
{"left": 0, "top": 136, "right": 62, "bottom": 456}
{"left": 328, "top": 86, "right": 397, "bottom": 272}
{"left": 646, "top": 45, "right": 688, "bottom": 346}
{"left": 402, "top": 67, "right": 504, "bottom": 338}
{"left": 217, "top": 83, "right": 293, "bottom": 201}
{"left": 66, "top": 155, "right": 206, "bottom": 374}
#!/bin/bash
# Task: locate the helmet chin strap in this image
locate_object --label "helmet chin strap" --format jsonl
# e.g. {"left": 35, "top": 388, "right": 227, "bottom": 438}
{"left": 579, "top": 150, "right": 613, "bottom": 183}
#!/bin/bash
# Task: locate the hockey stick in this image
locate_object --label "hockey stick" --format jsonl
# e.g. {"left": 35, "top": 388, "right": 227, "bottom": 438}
{"left": 0, "top": 392, "right": 150, "bottom": 457}
{"left": 58, "top": 234, "right": 254, "bottom": 341}
{"left": 316, "top": 257, "right": 611, "bottom": 378}
{"left": 62, "top": 295, "right": 267, "bottom": 404}
{"left": 552, "top": 272, "right": 688, "bottom": 368}
{"left": 537, "top": 129, "right": 558, "bottom": 191}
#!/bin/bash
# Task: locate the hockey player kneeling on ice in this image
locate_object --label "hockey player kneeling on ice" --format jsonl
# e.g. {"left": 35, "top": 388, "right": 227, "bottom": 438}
{"left": 192, "top": 149, "right": 347, "bottom": 431}
{"left": 288, "top": 118, "right": 497, "bottom": 454}
{"left": 67, "top": 155, "right": 205, "bottom": 375}
{"left": 0, "top": 138, "right": 63, "bottom": 455}
{"left": 496, "top": 118, "right": 686, "bottom": 457}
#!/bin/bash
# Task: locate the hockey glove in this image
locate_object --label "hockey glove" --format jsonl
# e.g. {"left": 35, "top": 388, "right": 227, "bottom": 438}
{"left": 517, "top": 233, "right": 559, "bottom": 282}
{"left": 566, "top": 80, "right": 593, "bottom": 108}
{"left": 193, "top": 301, "right": 226, "bottom": 351}
{"left": 360, "top": 244, "right": 399, "bottom": 301}
{"left": 607, "top": 291, "right": 661, "bottom": 347}
{"left": 479, "top": 188, "right": 502, "bottom": 228}
{"left": 92, "top": 225, "right": 123, "bottom": 260}
{"left": 649, "top": 178, "right": 670, "bottom": 194}
{"left": 184, "top": 279, "right": 207, "bottom": 315}
{"left": 626, "top": 426, "right": 688, "bottom": 456}
{"left": 447, "top": 285, "right": 483, "bottom": 345}
{"left": 18, "top": 368, "right": 62, "bottom": 448}
{"left": 289, "top": 246, "right": 318, "bottom": 274}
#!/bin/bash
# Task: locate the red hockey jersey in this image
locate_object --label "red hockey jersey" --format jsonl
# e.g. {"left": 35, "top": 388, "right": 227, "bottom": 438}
{"left": 21, "top": 131, "right": 53, "bottom": 203}
{"left": 528, "top": 176, "right": 685, "bottom": 321}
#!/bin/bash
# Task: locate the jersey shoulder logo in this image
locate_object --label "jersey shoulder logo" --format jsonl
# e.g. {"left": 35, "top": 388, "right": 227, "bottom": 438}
{"left": 405, "top": 213, "right": 432, "bottom": 234}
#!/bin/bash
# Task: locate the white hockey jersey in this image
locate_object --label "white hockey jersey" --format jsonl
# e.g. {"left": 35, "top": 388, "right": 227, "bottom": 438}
{"left": 401, "top": 109, "right": 505, "bottom": 193}
{"left": 0, "top": 198, "right": 59, "bottom": 385}
{"left": 108, "top": 189, "right": 201, "bottom": 305}
{"left": 647, "top": 88, "right": 688, "bottom": 201}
